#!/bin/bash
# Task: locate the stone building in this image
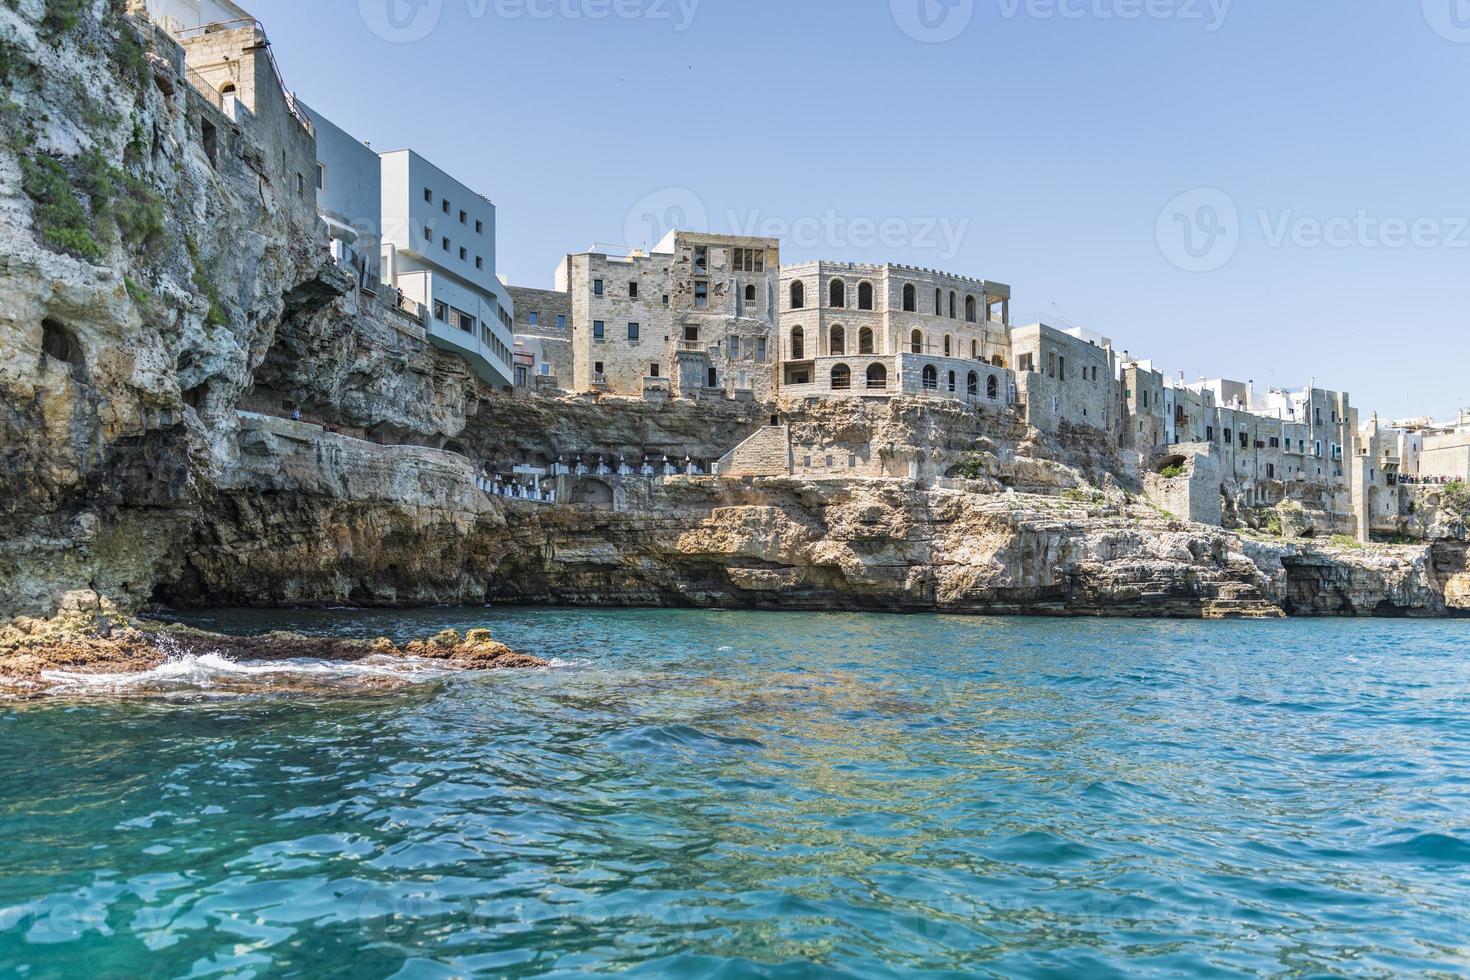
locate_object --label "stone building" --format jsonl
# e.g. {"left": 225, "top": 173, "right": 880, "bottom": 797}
{"left": 143, "top": 0, "right": 318, "bottom": 239}
{"left": 507, "top": 282, "right": 573, "bottom": 390}
{"left": 776, "top": 262, "right": 1013, "bottom": 411}
{"left": 1010, "top": 324, "right": 1120, "bottom": 435}
{"left": 520, "top": 231, "right": 780, "bottom": 402}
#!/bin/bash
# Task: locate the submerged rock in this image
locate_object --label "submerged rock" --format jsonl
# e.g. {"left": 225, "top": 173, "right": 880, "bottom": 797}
{"left": 0, "top": 610, "right": 546, "bottom": 697}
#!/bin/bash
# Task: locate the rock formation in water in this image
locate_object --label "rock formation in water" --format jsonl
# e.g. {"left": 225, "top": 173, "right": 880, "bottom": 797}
{"left": 0, "top": 2, "right": 1465, "bottom": 647}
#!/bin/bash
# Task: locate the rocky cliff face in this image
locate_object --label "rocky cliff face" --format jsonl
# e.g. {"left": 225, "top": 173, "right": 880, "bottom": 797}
{"left": 0, "top": 3, "right": 338, "bottom": 618}
{"left": 152, "top": 417, "right": 1469, "bottom": 620}
{"left": 2, "top": 6, "right": 1466, "bottom": 626}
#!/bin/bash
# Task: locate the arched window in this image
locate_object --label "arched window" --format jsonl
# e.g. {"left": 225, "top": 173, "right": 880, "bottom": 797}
{"left": 934, "top": 288, "right": 943, "bottom": 315}
{"left": 790, "top": 280, "right": 805, "bottom": 309}
{"left": 947, "top": 370, "right": 956, "bottom": 393}
{"left": 829, "top": 324, "right": 845, "bottom": 356}
{"left": 831, "top": 363, "right": 851, "bottom": 390}
{"left": 943, "top": 335, "right": 952, "bottom": 357}
{"left": 965, "top": 295, "right": 977, "bottom": 323}
{"left": 967, "top": 372, "right": 978, "bottom": 397}
{"left": 987, "top": 374, "right": 999, "bottom": 400}
{"left": 910, "top": 329, "right": 923, "bottom": 354}
{"left": 790, "top": 326, "right": 804, "bottom": 360}
{"left": 948, "top": 291, "right": 957, "bottom": 319}
{"left": 922, "top": 365, "right": 938, "bottom": 390}
{"left": 858, "top": 281, "right": 874, "bottom": 310}
{"left": 971, "top": 339, "right": 978, "bottom": 359}
{"left": 902, "top": 284, "right": 916, "bottom": 312}
{"left": 858, "top": 327, "right": 874, "bottom": 355}
{"left": 745, "top": 284, "right": 756, "bottom": 302}
{"left": 866, "top": 363, "right": 888, "bottom": 389}
{"left": 829, "top": 279, "right": 846, "bottom": 308}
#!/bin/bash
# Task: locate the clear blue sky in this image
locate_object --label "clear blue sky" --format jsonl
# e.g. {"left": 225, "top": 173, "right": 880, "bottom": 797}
{"left": 248, "top": 0, "right": 1469, "bottom": 421}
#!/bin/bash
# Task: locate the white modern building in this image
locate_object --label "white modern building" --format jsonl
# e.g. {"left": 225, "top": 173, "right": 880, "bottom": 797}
{"left": 297, "top": 101, "right": 380, "bottom": 290}
{"left": 379, "top": 150, "right": 514, "bottom": 388}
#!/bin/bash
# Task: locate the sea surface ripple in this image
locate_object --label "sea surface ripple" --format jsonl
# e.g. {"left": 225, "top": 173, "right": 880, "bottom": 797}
{"left": 1, "top": 609, "right": 1468, "bottom": 977}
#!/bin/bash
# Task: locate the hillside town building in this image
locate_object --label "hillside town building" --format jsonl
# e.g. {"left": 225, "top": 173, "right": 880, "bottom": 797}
{"left": 142, "top": 0, "right": 1464, "bottom": 547}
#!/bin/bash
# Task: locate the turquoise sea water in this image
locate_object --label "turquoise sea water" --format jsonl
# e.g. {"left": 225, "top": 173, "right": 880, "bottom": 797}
{"left": 2, "top": 610, "right": 1469, "bottom": 978}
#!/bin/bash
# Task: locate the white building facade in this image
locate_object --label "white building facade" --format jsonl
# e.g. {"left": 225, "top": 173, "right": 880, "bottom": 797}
{"left": 380, "top": 150, "right": 514, "bottom": 387}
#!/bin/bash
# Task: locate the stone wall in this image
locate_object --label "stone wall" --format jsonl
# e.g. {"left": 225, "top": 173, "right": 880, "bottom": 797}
{"left": 1145, "top": 445, "right": 1224, "bottom": 526}
{"left": 717, "top": 425, "right": 791, "bottom": 477}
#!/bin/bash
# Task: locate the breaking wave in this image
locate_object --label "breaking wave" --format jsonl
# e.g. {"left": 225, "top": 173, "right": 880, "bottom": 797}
{"left": 40, "top": 653, "right": 459, "bottom": 696}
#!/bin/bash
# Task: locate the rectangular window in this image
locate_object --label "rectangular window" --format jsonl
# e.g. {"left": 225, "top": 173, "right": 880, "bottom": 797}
{"left": 475, "top": 220, "right": 483, "bottom": 234}
{"left": 528, "top": 312, "right": 538, "bottom": 326}
{"left": 442, "top": 237, "right": 450, "bottom": 251}
{"left": 423, "top": 225, "right": 432, "bottom": 242}
{"left": 315, "top": 163, "right": 325, "bottom": 190}
{"left": 556, "top": 314, "right": 565, "bottom": 329}
{"left": 442, "top": 200, "right": 450, "bottom": 214}
{"left": 424, "top": 188, "right": 433, "bottom": 203}
{"left": 650, "top": 363, "right": 660, "bottom": 378}
{"left": 756, "top": 338, "right": 767, "bottom": 362}
{"left": 629, "top": 282, "right": 638, "bottom": 298}
{"left": 594, "top": 360, "right": 604, "bottom": 376}
{"left": 593, "top": 320, "right": 605, "bottom": 340}
{"left": 475, "top": 256, "right": 483, "bottom": 270}
{"left": 459, "top": 246, "right": 467, "bottom": 260}
{"left": 459, "top": 210, "right": 467, "bottom": 224}
{"left": 297, "top": 173, "right": 306, "bottom": 196}
{"left": 628, "top": 321, "right": 640, "bottom": 341}
{"left": 729, "top": 336, "right": 740, "bottom": 359}
{"left": 694, "top": 245, "right": 708, "bottom": 273}
{"left": 593, "top": 279, "right": 604, "bottom": 296}
{"left": 694, "top": 281, "right": 708, "bottom": 308}
{"left": 433, "top": 300, "right": 447, "bottom": 322}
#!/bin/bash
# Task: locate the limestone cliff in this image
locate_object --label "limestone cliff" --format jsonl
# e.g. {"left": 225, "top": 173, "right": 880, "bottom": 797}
{"left": 0, "top": 2, "right": 338, "bottom": 617}
{"left": 1, "top": 5, "right": 1465, "bottom": 627}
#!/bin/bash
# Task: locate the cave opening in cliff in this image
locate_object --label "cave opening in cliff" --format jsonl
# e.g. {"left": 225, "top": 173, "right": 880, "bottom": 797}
{"left": 41, "top": 318, "right": 82, "bottom": 366}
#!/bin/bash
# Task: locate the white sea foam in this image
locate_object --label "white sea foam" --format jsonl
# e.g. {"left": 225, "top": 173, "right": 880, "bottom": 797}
{"left": 40, "top": 654, "right": 457, "bottom": 694}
